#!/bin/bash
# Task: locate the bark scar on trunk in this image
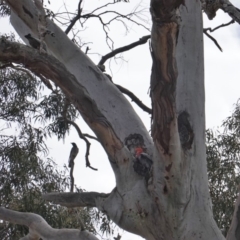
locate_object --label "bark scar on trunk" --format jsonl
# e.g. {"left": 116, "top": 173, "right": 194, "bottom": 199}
{"left": 177, "top": 111, "right": 194, "bottom": 150}
{"left": 150, "top": 22, "right": 178, "bottom": 154}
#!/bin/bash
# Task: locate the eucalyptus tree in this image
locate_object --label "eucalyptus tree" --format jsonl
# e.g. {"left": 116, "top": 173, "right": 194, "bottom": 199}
{"left": 0, "top": 0, "right": 240, "bottom": 240}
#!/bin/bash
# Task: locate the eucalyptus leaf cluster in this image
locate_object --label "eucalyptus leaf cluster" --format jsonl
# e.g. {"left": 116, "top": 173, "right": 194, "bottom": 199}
{"left": 206, "top": 103, "right": 240, "bottom": 236}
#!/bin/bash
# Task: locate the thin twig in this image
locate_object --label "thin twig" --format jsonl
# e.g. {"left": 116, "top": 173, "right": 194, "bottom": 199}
{"left": 83, "top": 134, "right": 99, "bottom": 142}
{"left": 203, "top": 20, "right": 235, "bottom": 52}
{"left": 115, "top": 84, "right": 152, "bottom": 114}
{"left": 203, "top": 29, "right": 222, "bottom": 52}
{"left": 98, "top": 35, "right": 150, "bottom": 65}
{"left": 204, "top": 20, "right": 235, "bottom": 33}
{"left": 98, "top": 10, "right": 150, "bottom": 31}
{"left": 66, "top": 119, "right": 98, "bottom": 171}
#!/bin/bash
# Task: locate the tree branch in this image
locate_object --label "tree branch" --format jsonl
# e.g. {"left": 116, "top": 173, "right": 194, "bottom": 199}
{"left": 115, "top": 84, "right": 152, "bottom": 114}
{"left": 203, "top": 29, "right": 223, "bottom": 52}
{"left": 43, "top": 190, "right": 126, "bottom": 233}
{"left": 83, "top": 134, "right": 99, "bottom": 142}
{"left": 220, "top": 0, "right": 240, "bottom": 24}
{"left": 98, "top": 35, "right": 150, "bottom": 66}
{"left": 0, "top": 207, "right": 99, "bottom": 240}
{"left": 204, "top": 19, "right": 235, "bottom": 32}
{"left": 43, "top": 192, "right": 110, "bottom": 208}
{"left": 65, "top": 0, "right": 83, "bottom": 35}
{"left": 203, "top": 20, "right": 235, "bottom": 52}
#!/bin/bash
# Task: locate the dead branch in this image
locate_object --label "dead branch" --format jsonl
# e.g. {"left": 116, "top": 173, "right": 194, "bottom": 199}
{"left": 79, "top": 7, "right": 149, "bottom": 49}
{"left": 83, "top": 134, "right": 99, "bottom": 142}
{"left": 203, "top": 20, "right": 235, "bottom": 52}
{"left": 0, "top": 207, "right": 99, "bottom": 240}
{"left": 98, "top": 10, "right": 150, "bottom": 31}
{"left": 55, "top": 1, "right": 149, "bottom": 50}
{"left": 115, "top": 84, "right": 152, "bottom": 114}
{"left": 203, "top": 29, "right": 222, "bottom": 52}
{"left": 204, "top": 19, "right": 235, "bottom": 32}
{"left": 98, "top": 35, "right": 150, "bottom": 65}
{"left": 65, "top": 0, "right": 83, "bottom": 35}
{"left": 43, "top": 192, "right": 110, "bottom": 208}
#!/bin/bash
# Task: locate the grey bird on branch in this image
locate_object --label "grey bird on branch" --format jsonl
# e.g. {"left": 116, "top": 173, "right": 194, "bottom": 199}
{"left": 68, "top": 142, "right": 79, "bottom": 168}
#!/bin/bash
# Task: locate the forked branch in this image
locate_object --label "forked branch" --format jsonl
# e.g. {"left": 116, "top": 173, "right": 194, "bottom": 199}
{"left": 203, "top": 29, "right": 222, "bottom": 52}
{"left": 203, "top": 20, "right": 235, "bottom": 52}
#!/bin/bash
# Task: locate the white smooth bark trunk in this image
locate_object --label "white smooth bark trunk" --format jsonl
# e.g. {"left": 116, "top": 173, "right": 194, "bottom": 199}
{"left": 175, "top": 0, "right": 224, "bottom": 239}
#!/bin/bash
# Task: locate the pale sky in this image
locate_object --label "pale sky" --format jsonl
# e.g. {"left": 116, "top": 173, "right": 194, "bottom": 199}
{"left": 1, "top": 1, "right": 240, "bottom": 239}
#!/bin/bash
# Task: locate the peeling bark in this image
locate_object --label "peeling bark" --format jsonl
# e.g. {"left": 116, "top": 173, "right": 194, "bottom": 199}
{"left": 150, "top": 1, "right": 180, "bottom": 154}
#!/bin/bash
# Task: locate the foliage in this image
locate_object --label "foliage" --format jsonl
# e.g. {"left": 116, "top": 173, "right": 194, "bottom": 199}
{"left": 0, "top": 66, "right": 78, "bottom": 138}
{"left": 0, "top": 66, "right": 112, "bottom": 239}
{"left": 0, "top": 1, "right": 10, "bottom": 18}
{"left": 0, "top": 134, "right": 96, "bottom": 239}
{"left": 206, "top": 102, "right": 240, "bottom": 236}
